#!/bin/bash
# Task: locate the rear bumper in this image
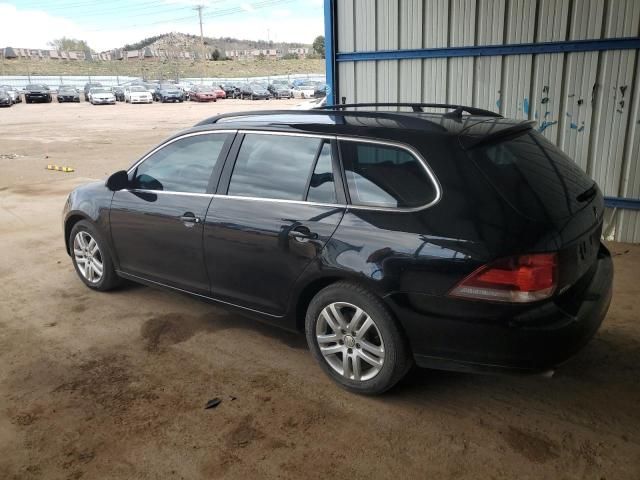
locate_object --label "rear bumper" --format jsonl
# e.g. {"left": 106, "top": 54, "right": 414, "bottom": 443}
{"left": 388, "top": 244, "right": 613, "bottom": 374}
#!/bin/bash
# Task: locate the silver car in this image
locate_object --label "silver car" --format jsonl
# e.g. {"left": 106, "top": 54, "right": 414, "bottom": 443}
{"left": 88, "top": 87, "right": 116, "bottom": 105}
{"left": 0, "top": 85, "right": 20, "bottom": 104}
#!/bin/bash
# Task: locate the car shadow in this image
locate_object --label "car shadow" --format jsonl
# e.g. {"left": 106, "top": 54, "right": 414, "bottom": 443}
{"left": 384, "top": 326, "right": 640, "bottom": 436}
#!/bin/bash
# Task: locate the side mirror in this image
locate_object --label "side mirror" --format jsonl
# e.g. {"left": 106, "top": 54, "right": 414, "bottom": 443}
{"left": 106, "top": 170, "right": 130, "bottom": 191}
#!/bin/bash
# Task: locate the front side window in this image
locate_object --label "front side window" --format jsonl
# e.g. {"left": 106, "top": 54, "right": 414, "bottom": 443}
{"left": 133, "top": 133, "right": 229, "bottom": 193}
{"left": 339, "top": 141, "right": 436, "bottom": 209}
{"left": 228, "top": 134, "right": 322, "bottom": 201}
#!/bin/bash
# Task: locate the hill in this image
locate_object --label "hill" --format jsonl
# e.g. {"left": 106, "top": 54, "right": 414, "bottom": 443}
{"left": 122, "top": 32, "right": 311, "bottom": 57}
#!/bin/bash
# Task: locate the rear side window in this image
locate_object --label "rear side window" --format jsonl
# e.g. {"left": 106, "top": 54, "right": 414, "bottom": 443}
{"left": 133, "top": 133, "right": 228, "bottom": 193}
{"left": 339, "top": 141, "right": 436, "bottom": 208}
{"left": 307, "top": 142, "right": 337, "bottom": 204}
{"left": 228, "top": 134, "right": 322, "bottom": 201}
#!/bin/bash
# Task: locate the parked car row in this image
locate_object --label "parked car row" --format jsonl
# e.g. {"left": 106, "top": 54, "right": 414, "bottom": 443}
{"left": 0, "top": 79, "right": 327, "bottom": 107}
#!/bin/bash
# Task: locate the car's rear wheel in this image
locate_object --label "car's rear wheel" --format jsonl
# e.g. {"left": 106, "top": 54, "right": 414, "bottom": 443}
{"left": 305, "top": 282, "right": 412, "bottom": 395}
{"left": 70, "top": 220, "right": 120, "bottom": 291}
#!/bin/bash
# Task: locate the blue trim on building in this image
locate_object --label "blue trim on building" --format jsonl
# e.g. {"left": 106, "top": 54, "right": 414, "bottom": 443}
{"left": 323, "top": 0, "right": 335, "bottom": 106}
{"left": 336, "top": 37, "right": 640, "bottom": 62}
{"left": 604, "top": 197, "right": 640, "bottom": 211}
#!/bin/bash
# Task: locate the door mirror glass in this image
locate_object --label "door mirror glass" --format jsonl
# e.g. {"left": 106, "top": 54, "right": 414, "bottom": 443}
{"left": 106, "top": 170, "right": 130, "bottom": 191}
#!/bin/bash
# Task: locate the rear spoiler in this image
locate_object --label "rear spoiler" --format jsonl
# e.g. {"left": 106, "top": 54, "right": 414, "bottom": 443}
{"left": 463, "top": 121, "right": 536, "bottom": 149}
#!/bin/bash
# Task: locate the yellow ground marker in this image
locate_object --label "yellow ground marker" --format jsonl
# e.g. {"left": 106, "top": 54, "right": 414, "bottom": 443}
{"left": 46, "top": 164, "right": 74, "bottom": 173}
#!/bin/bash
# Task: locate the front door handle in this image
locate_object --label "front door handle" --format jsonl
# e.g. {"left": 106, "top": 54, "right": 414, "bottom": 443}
{"left": 180, "top": 212, "right": 201, "bottom": 225}
{"left": 289, "top": 225, "right": 318, "bottom": 240}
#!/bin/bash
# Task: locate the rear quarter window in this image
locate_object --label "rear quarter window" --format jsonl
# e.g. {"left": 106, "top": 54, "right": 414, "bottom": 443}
{"left": 339, "top": 141, "right": 438, "bottom": 209}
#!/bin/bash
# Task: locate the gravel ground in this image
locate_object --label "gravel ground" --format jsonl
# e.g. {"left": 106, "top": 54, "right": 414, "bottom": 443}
{"left": 0, "top": 101, "right": 639, "bottom": 479}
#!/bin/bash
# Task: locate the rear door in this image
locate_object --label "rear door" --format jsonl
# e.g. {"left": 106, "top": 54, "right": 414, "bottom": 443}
{"left": 204, "top": 132, "right": 346, "bottom": 316}
{"left": 110, "top": 131, "right": 234, "bottom": 294}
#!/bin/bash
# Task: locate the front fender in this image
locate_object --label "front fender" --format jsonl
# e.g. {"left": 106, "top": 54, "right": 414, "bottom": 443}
{"left": 63, "top": 181, "right": 114, "bottom": 258}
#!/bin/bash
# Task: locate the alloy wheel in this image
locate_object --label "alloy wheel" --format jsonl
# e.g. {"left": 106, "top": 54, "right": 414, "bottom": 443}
{"left": 73, "top": 231, "right": 104, "bottom": 283}
{"left": 316, "top": 302, "right": 385, "bottom": 381}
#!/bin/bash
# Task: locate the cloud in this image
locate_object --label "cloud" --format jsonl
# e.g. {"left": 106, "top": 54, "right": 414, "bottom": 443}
{"left": 0, "top": 2, "right": 322, "bottom": 51}
{"left": 240, "top": 3, "right": 255, "bottom": 13}
{"left": 272, "top": 8, "right": 292, "bottom": 17}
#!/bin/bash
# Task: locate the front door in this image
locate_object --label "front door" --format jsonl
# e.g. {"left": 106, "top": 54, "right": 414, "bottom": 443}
{"left": 110, "top": 131, "right": 233, "bottom": 294}
{"left": 204, "top": 132, "right": 345, "bottom": 316}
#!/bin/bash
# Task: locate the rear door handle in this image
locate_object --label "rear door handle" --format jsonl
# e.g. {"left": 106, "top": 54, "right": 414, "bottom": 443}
{"left": 180, "top": 212, "right": 201, "bottom": 225}
{"left": 289, "top": 225, "right": 318, "bottom": 240}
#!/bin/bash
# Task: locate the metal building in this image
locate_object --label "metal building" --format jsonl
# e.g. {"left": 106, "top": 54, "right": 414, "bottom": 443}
{"left": 323, "top": 0, "right": 640, "bottom": 242}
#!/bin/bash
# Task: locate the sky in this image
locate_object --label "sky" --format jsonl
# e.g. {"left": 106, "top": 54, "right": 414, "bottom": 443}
{"left": 0, "top": 0, "right": 324, "bottom": 51}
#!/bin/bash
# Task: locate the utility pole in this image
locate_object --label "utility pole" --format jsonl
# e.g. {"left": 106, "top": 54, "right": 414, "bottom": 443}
{"left": 194, "top": 4, "right": 206, "bottom": 82}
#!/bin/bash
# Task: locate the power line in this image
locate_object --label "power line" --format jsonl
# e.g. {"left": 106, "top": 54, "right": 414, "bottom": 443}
{"left": 87, "top": 0, "right": 297, "bottom": 32}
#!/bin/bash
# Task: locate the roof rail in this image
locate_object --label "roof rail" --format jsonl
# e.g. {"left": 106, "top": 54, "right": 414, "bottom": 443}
{"left": 314, "top": 102, "right": 502, "bottom": 118}
{"left": 195, "top": 110, "right": 301, "bottom": 125}
{"left": 194, "top": 107, "right": 455, "bottom": 126}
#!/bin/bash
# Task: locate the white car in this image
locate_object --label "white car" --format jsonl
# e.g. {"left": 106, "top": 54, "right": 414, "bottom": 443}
{"left": 124, "top": 86, "right": 153, "bottom": 104}
{"left": 88, "top": 87, "right": 116, "bottom": 105}
{"left": 291, "top": 83, "right": 317, "bottom": 99}
{"left": 293, "top": 96, "right": 327, "bottom": 110}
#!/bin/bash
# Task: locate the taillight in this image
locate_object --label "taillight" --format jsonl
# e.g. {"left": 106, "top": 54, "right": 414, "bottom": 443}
{"left": 449, "top": 253, "right": 558, "bottom": 303}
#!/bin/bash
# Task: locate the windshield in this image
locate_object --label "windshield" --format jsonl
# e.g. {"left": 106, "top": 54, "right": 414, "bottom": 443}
{"left": 130, "top": 86, "right": 146, "bottom": 92}
{"left": 250, "top": 83, "right": 265, "bottom": 89}
{"left": 27, "top": 84, "right": 48, "bottom": 90}
{"left": 59, "top": 88, "right": 76, "bottom": 93}
{"left": 91, "top": 88, "right": 111, "bottom": 94}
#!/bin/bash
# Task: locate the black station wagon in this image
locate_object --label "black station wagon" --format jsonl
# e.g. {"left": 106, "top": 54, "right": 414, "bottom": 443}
{"left": 63, "top": 103, "right": 613, "bottom": 394}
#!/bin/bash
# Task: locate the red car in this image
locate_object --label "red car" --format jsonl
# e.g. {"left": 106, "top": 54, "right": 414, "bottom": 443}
{"left": 213, "top": 86, "right": 226, "bottom": 99}
{"left": 189, "top": 85, "right": 217, "bottom": 102}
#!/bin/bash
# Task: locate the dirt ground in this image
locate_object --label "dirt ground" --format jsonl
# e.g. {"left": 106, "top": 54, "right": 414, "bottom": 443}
{"left": 1, "top": 101, "right": 639, "bottom": 480}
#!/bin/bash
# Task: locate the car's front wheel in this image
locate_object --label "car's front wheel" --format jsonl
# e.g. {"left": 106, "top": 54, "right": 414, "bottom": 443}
{"left": 305, "top": 282, "right": 412, "bottom": 395}
{"left": 69, "top": 220, "right": 120, "bottom": 291}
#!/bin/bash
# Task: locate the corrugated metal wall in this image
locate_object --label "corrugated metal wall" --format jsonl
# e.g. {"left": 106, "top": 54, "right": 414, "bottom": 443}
{"left": 333, "top": 0, "right": 640, "bottom": 242}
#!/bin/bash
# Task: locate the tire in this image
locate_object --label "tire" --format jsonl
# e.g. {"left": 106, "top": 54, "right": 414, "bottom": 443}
{"left": 69, "top": 220, "right": 120, "bottom": 291}
{"left": 305, "top": 281, "right": 413, "bottom": 395}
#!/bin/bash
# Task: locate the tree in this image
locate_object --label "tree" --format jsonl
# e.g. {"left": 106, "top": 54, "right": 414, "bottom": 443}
{"left": 211, "top": 49, "right": 220, "bottom": 61}
{"left": 312, "top": 35, "right": 325, "bottom": 58}
{"left": 48, "top": 37, "right": 91, "bottom": 52}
